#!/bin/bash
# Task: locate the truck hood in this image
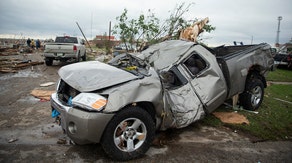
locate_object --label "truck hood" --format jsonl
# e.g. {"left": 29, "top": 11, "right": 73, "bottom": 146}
{"left": 58, "top": 61, "right": 139, "bottom": 92}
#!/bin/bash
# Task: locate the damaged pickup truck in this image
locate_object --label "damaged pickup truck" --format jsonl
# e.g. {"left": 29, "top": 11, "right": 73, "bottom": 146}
{"left": 50, "top": 40, "right": 274, "bottom": 161}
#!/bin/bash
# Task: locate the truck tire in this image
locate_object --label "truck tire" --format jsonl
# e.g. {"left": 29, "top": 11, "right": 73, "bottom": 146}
{"left": 101, "top": 106, "right": 155, "bottom": 161}
{"left": 82, "top": 52, "right": 86, "bottom": 61}
{"left": 76, "top": 52, "right": 81, "bottom": 62}
{"left": 240, "top": 77, "right": 264, "bottom": 110}
{"left": 45, "top": 58, "right": 53, "bottom": 66}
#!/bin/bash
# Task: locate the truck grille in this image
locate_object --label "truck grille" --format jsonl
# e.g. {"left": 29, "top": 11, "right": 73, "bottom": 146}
{"left": 57, "top": 79, "right": 80, "bottom": 105}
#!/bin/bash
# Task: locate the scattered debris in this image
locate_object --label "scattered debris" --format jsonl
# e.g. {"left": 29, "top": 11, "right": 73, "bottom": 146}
{"left": 95, "top": 54, "right": 113, "bottom": 63}
{"left": 0, "top": 68, "right": 17, "bottom": 73}
{"left": 268, "top": 81, "right": 292, "bottom": 85}
{"left": 8, "top": 138, "right": 18, "bottom": 143}
{"left": 30, "top": 89, "right": 55, "bottom": 101}
{"left": 0, "top": 47, "right": 19, "bottom": 56}
{"left": 212, "top": 112, "right": 250, "bottom": 125}
{"left": 0, "top": 58, "right": 44, "bottom": 73}
{"left": 20, "top": 47, "right": 33, "bottom": 53}
{"left": 69, "top": 140, "right": 75, "bottom": 145}
{"left": 57, "top": 138, "right": 67, "bottom": 144}
{"left": 152, "top": 134, "right": 167, "bottom": 147}
{"left": 224, "top": 102, "right": 259, "bottom": 114}
{"left": 40, "top": 82, "right": 55, "bottom": 87}
{"left": 0, "top": 120, "right": 8, "bottom": 126}
{"left": 274, "top": 98, "right": 292, "bottom": 104}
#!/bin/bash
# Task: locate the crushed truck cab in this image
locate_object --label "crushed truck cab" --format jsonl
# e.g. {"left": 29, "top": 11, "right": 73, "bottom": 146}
{"left": 50, "top": 40, "right": 273, "bottom": 161}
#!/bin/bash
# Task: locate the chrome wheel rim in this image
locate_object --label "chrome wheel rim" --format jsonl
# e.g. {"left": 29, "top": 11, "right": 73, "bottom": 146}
{"left": 114, "top": 118, "right": 147, "bottom": 152}
{"left": 250, "top": 86, "right": 262, "bottom": 107}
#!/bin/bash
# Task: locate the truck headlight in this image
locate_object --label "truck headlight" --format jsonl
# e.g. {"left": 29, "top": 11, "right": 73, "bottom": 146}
{"left": 72, "top": 93, "right": 107, "bottom": 111}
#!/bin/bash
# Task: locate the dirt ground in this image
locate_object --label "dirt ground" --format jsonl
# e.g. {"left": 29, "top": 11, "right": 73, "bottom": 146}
{"left": 0, "top": 50, "right": 291, "bottom": 162}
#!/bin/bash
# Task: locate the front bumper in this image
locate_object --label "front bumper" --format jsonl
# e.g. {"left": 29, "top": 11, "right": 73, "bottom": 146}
{"left": 50, "top": 93, "right": 114, "bottom": 144}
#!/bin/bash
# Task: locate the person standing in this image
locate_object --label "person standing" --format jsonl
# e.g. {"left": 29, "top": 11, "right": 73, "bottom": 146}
{"left": 36, "top": 39, "right": 41, "bottom": 49}
{"left": 27, "top": 38, "right": 31, "bottom": 47}
{"left": 31, "top": 39, "right": 35, "bottom": 49}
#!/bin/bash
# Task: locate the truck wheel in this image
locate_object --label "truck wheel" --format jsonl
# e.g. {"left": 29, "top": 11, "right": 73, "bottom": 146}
{"left": 45, "top": 58, "right": 53, "bottom": 66}
{"left": 76, "top": 52, "right": 81, "bottom": 62}
{"left": 240, "top": 78, "right": 264, "bottom": 110}
{"left": 82, "top": 52, "right": 86, "bottom": 61}
{"left": 101, "top": 106, "right": 155, "bottom": 161}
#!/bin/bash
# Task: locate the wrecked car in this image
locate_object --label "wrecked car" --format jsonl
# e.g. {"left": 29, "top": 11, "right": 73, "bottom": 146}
{"left": 50, "top": 40, "right": 274, "bottom": 161}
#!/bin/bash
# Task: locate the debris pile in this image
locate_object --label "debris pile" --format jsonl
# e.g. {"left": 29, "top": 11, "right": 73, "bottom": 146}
{"left": 0, "top": 47, "right": 19, "bottom": 56}
{"left": 0, "top": 46, "right": 33, "bottom": 55}
{"left": 0, "top": 58, "right": 44, "bottom": 73}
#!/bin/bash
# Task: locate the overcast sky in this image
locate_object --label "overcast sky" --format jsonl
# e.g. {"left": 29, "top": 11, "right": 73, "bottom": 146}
{"left": 0, "top": 0, "right": 291, "bottom": 46}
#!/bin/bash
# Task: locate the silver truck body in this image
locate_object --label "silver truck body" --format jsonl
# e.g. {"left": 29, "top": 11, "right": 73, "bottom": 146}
{"left": 50, "top": 40, "right": 273, "bottom": 160}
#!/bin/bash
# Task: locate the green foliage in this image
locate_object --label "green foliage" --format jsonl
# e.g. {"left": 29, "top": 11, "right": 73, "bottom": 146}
{"left": 161, "top": 2, "right": 193, "bottom": 39}
{"left": 113, "top": 8, "right": 159, "bottom": 50}
{"left": 113, "top": 2, "right": 216, "bottom": 50}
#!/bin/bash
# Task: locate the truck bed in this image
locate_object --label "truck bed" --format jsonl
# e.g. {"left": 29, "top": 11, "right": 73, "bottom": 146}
{"left": 210, "top": 43, "right": 272, "bottom": 99}
{"left": 213, "top": 44, "right": 259, "bottom": 58}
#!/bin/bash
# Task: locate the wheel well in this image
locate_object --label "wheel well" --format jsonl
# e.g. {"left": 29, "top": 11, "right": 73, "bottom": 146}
{"left": 247, "top": 65, "right": 267, "bottom": 88}
{"left": 135, "top": 102, "right": 156, "bottom": 124}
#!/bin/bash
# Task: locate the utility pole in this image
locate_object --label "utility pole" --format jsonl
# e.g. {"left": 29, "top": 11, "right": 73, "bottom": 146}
{"left": 109, "top": 21, "right": 111, "bottom": 41}
{"left": 107, "top": 21, "right": 112, "bottom": 54}
{"left": 76, "top": 22, "right": 92, "bottom": 52}
{"left": 275, "top": 16, "right": 282, "bottom": 47}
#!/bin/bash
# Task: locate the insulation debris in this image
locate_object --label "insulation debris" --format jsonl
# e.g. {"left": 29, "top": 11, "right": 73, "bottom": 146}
{"left": 212, "top": 112, "right": 249, "bottom": 125}
{"left": 30, "top": 90, "right": 55, "bottom": 101}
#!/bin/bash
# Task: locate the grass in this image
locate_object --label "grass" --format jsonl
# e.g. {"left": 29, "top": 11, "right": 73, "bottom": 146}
{"left": 266, "top": 67, "right": 292, "bottom": 82}
{"left": 201, "top": 68, "right": 292, "bottom": 141}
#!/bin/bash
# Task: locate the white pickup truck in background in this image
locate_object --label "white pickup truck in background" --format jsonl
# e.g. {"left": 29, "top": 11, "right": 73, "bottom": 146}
{"left": 43, "top": 36, "right": 86, "bottom": 66}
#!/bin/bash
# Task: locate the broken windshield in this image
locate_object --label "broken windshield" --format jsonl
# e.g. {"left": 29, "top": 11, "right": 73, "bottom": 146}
{"left": 108, "top": 53, "right": 150, "bottom": 77}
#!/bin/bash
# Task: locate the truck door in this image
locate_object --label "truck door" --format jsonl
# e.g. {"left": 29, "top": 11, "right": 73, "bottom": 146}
{"left": 161, "top": 66, "right": 205, "bottom": 128}
{"left": 183, "top": 45, "right": 227, "bottom": 113}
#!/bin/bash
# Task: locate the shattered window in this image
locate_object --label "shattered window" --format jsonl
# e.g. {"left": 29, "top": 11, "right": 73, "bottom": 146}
{"left": 160, "top": 66, "right": 188, "bottom": 89}
{"left": 183, "top": 53, "right": 206, "bottom": 76}
{"left": 108, "top": 53, "right": 149, "bottom": 77}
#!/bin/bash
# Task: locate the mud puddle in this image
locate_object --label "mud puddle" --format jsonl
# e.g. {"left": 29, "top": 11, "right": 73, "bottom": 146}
{"left": 0, "top": 69, "right": 42, "bottom": 80}
{"left": 0, "top": 123, "right": 65, "bottom": 145}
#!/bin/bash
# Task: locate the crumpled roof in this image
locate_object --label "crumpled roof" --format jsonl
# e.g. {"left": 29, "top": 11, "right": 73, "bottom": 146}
{"left": 137, "top": 40, "right": 195, "bottom": 71}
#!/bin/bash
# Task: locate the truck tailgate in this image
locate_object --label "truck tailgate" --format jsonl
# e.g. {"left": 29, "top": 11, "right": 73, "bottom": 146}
{"left": 44, "top": 43, "right": 75, "bottom": 53}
